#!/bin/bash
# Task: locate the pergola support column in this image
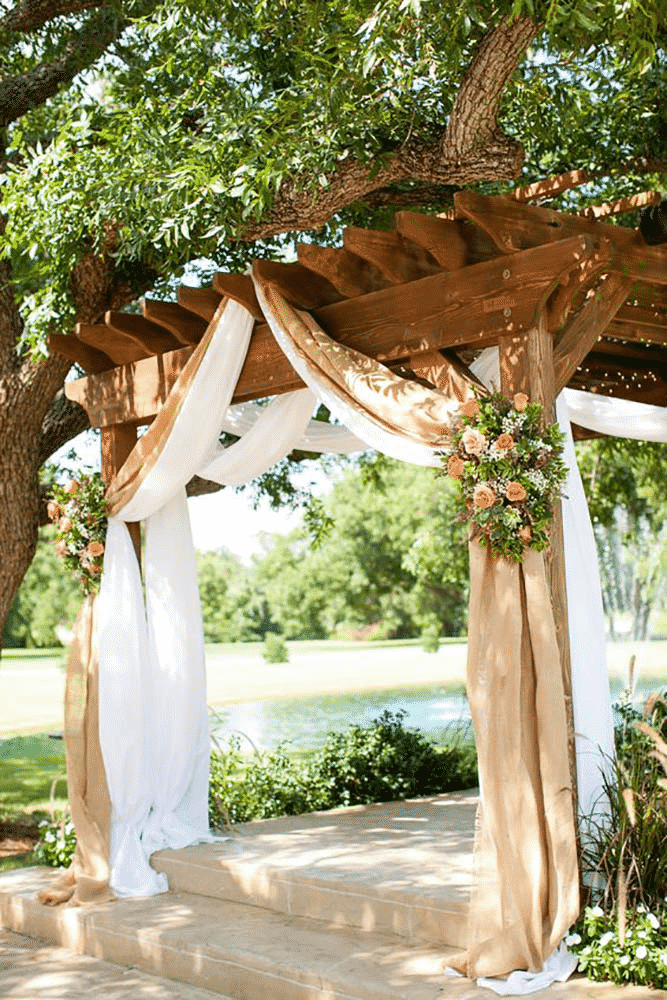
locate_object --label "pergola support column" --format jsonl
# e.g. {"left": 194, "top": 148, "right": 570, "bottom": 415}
{"left": 498, "top": 311, "right": 580, "bottom": 836}
{"left": 101, "top": 424, "right": 141, "bottom": 564}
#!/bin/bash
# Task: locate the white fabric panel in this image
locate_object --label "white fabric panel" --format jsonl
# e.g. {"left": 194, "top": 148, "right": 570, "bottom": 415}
{"left": 98, "top": 306, "right": 342, "bottom": 896}
{"left": 98, "top": 519, "right": 167, "bottom": 896}
{"left": 253, "top": 279, "right": 444, "bottom": 467}
{"left": 140, "top": 491, "right": 212, "bottom": 859}
{"left": 119, "top": 300, "right": 256, "bottom": 523}
{"left": 220, "top": 401, "right": 365, "bottom": 454}
{"left": 557, "top": 396, "right": 615, "bottom": 823}
{"left": 565, "top": 388, "right": 667, "bottom": 442}
{"left": 202, "top": 389, "right": 320, "bottom": 484}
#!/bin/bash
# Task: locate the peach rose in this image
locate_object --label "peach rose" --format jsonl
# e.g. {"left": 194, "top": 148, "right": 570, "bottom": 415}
{"left": 473, "top": 484, "right": 497, "bottom": 509}
{"left": 460, "top": 398, "right": 479, "bottom": 418}
{"left": 518, "top": 525, "right": 532, "bottom": 542}
{"left": 58, "top": 516, "right": 73, "bottom": 533}
{"left": 506, "top": 481, "right": 527, "bottom": 502}
{"left": 461, "top": 427, "right": 487, "bottom": 456}
{"left": 47, "top": 500, "right": 61, "bottom": 522}
{"left": 87, "top": 540, "right": 105, "bottom": 558}
{"left": 55, "top": 539, "right": 68, "bottom": 557}
{"left": 447, "top": 455, "right": 466, "bottom": 478}
{"left": 66, "top": 480, "right": 80, "bottom": 496}
{"left": 495, "top": 433, "right": 515, "bottom": 451}
{"left": 513, "top": 393, "right": 529, "bottom": 412}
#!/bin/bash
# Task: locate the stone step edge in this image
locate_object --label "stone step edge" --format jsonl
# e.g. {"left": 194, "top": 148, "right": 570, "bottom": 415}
{"left": 0, "top": 868, "right": 458, "bottom": 1000}
{"left": 152, "top": 850, "right": 470, "bottom": 950}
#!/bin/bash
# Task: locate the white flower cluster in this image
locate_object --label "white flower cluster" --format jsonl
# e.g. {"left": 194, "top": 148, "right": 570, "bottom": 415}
{"left": 526, "top": 468, "right": 548, "bottom": 491}
{"left": 501, "top": 412, "right": 527, "bottom": 434}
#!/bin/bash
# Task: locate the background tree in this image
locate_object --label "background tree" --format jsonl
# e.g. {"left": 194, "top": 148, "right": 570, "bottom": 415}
{"left": 0, "top": 0, "right": 666, "bottom": 641}
{"left": 576, "top": 438, "right": 667, "bottom": 640}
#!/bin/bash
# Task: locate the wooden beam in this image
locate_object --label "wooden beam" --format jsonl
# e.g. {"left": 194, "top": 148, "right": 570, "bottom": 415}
{"left": 212, "top": 273, "right": 263, "bottom": 320}
{"left": 606, "top": 320, "right": 667, "bottom": 348}
{"left": 141, "top": 299, "right": 208, "bottom": 345}
{"left": 177, "top": 285, "right": 224, "bottom": 322}
{"left": 252, "top": 260, "right": 344, "bottom": 310}
{"left": 394, "top": 212, "right": 468, "bottom": 270}
{"left": 65, "top": 235, "right": 606, "bottom": 428}
{"left": 343, "top": 227, "right": 443, "bottom": 284}
{"left": 76, "top": 323, "right": 152, "bottom": 366}
{"left": 319, "top": 235, "right": 608, "bottom": 361}
{"left": 296, "top": 244, "right": 391, "bottom": 297}
{"left": 48, "top": 333, "right": 114, "bottom": 374}
{"left": 577, "top": 190, "right": 661, "bottom": 221}
{"left": 101, "top": 425, "right": 141, "bottom": 563}
{"left": 456, "top": 190, "right": 667, "bottom": 286}
{"left": 506, "top": 169, "right": 591, "bottom": 204}
{"left": 105, "top": 311, "right": 184, "bottom": 355}
{"left": 553, "top": 274, "right": 634, "bottom": 393}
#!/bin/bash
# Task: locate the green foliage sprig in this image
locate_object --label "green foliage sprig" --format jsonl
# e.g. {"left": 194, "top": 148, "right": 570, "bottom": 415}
{"left": 442, "top": 392, "right": 567, "bottom": 563}
{"left": 48, "top": 473, "right": 108, "bottom": 595}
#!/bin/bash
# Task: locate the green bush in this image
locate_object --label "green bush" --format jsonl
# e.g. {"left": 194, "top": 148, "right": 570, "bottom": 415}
{"left": 263, "top": 632, "right": 289, "bottom": 663}
{"left": 421, "top": 624, "right": 440, "bottom": 653}
{"left": 208, "top": 711, "right": 478, "bottom": 830}
{"left": 569, "top": 904, "right": 667, "bottom": 990}
{"left": 32, "top": 813, "right": 76, "bottom": 868}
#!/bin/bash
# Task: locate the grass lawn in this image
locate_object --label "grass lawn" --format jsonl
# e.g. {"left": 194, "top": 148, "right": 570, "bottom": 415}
{"left": 0, "top": 735, "right": 67, "bottom": 871}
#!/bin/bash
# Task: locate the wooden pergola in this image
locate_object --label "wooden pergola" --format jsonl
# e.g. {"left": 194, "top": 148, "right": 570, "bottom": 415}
{"left": 51, "top": 179, "right": 667, "bottom": 794}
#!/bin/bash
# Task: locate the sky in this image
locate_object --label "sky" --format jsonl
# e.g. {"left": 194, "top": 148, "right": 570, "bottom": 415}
{"left": 55, "top": 429, "right": 332, "bottom": 564}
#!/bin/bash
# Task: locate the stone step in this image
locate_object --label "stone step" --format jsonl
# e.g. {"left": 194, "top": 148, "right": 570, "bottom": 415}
{"left": 152, "top": 792, "right": 476, "bottom": 950}
{"left": 0, "top": 867, "right": 461, "bottom": 1000}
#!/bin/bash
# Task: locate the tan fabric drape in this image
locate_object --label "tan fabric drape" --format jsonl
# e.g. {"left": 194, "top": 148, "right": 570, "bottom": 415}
{"left": 450, "top": 536, "right": 580, "bottom": 978}
{"left": 255, "top": 276, "right": 479, "bottom": 445}
{"left": 38, "top": 596, "right": 115, "bottom": 907}
{"left": 105, "top": 298, "right": 228, "bottom": 517}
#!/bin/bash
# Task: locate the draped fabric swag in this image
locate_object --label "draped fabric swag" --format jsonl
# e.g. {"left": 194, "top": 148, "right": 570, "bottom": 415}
{"left": 51, "top": 264, "right": 666, "bottom": 987}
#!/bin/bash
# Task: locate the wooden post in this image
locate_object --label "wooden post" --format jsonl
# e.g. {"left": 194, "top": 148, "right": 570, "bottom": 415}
{"left": 101, "top": 424, "right": 141, "bottom": 564}
{"left": 498, "top": 311, "right": 579, "bottom": 825}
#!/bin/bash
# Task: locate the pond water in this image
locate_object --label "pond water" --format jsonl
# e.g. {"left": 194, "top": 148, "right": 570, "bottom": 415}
{"left": 208, "top": 675, "right": 667, "bottom": 754}
{"left": 209, "top": 683, "right": 470, "bottom": 753}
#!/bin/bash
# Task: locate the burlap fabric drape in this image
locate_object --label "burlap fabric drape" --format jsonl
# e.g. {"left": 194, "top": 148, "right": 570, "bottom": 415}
{"left": 450, "top": 536, "right": 580, "bottom": 978}
{"left": 256, "top": 280, "right": 580, "bottom": 980}
{"left": 38, "top": 596, "right": 114, "bottom": 906}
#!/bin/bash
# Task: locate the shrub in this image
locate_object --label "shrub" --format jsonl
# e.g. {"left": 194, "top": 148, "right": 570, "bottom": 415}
{"left": 421, "top": 624, "right": 440, "bottom": 653}
{"left": 208, "top": 711, "right": 478, "bottom": 830}
{"left": 263, "top": 632, "right": 289, "bottom": 663}
{"left": 32, "top": 813, "right": 76, "bottom": 868}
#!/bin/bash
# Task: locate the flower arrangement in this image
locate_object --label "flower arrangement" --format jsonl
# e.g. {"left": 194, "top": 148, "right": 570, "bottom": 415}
{"left": 443, "top": 391, "right": 567, "bottom": 563}
{"left": 48, "top": 472, "right": 108, "bottom": 593}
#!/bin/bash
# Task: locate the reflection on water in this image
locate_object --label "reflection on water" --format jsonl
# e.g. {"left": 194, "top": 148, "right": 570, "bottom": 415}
{"left": 209, "top": 675, "right": 667, "bottom": 754}
{"left": 210, "top": 684, "right": 470, "bottom": 752}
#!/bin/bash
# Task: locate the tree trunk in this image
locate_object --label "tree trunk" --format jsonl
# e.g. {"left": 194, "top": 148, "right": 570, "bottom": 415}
{"left": 0, "top": 354, "right": 70, "bottom": 651}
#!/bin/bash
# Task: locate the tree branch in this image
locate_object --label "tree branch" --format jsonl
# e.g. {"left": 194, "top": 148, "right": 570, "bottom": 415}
{"left": 0, "top": 7, "right": 126, "bottom": 128}
{"left": 240, "top": 17, "right": 539, "bottom": 240}
{"left": 37, "top": 389, "right": 90, "bottom": 466}
{"left": 0, "top": 0, "right": 105, "bottom": 33}
{"left": 444, "top": 15, "right": 539, "bottom": 158}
